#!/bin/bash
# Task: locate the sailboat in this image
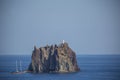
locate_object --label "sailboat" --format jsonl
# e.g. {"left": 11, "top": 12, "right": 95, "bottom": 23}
{"left": 11, "top": 60, "right": 26, "bottom": 74}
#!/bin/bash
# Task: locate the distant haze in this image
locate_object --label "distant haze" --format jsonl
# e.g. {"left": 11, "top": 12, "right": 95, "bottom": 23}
{"left": 0, "top": 0, "right": 120, "bottom": 55}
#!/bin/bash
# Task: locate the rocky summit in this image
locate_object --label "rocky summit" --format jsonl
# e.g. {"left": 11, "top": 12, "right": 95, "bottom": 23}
{"left": 28, "top": 42, "right": 80, "bottom": 73}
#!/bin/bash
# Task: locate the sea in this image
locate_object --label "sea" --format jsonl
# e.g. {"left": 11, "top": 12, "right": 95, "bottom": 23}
{"left": 0, "top": 55, "right": 120, "bottom": 80}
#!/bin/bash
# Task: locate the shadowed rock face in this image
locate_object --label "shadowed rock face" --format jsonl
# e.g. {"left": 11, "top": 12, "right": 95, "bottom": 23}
{"left": 28, "top": 42, "right": 80, "bottom": 73}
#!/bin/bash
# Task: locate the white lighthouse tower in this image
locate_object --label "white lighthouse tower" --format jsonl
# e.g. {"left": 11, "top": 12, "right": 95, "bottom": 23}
{"left": 63, "top": 40, "right": 65, "bottom": 44}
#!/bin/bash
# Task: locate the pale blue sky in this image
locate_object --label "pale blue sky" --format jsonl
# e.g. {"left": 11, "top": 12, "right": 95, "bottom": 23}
{"left": 0, "top": 0, "right": 120, "bottom": 55}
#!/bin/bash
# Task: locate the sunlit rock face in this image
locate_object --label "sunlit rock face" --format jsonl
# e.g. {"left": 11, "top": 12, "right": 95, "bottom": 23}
{"left": 28, "top": 42, "right": 80, "bottom": 73}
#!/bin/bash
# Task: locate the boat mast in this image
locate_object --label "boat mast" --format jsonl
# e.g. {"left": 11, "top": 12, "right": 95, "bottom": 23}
{"left": 16, "top": 60, "right": 18, "bottom": 72}
{"left": 20, "top": 61, "right": 22, "bottom": 72}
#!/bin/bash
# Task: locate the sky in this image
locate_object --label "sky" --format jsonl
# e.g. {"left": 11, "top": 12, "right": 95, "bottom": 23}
{"left": 0, "top": 0, "right": 120, "bottom": 55}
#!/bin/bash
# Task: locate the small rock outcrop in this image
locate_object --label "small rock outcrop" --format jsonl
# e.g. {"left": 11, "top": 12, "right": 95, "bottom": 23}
{"left": 28, "top": 42, "right": 80, "bottom": 73}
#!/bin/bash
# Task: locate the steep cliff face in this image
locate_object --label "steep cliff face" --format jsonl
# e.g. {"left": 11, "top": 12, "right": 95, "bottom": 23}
{"left": 28, "top": 42, "right": 80, "bottom": 73}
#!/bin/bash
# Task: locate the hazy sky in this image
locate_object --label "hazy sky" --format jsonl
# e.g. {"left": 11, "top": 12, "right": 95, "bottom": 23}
{"left": 0, "top": 0, "right": 120, "bottom": 55}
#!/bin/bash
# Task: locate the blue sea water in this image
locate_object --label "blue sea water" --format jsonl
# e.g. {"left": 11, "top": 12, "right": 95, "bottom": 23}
{"left": 0, "top": 55, "right": 120, "bottom": 80}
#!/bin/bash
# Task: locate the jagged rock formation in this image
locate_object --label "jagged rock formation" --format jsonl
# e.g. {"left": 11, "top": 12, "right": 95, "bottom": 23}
{"left": 28, "top": 42, "right": 80, "bottom": 73}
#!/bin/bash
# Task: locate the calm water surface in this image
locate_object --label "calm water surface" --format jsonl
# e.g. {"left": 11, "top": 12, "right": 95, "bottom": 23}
{"left": 0, "top": 55, "right": 120, "bottom": 80}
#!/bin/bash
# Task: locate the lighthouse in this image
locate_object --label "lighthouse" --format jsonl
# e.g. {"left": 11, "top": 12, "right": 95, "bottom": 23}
{"left": 63, "top": 40, "right": 65, "bottom": 44}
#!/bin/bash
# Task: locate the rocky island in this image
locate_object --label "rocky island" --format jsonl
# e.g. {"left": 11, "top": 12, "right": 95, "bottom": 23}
{"left": 28, "top": 42, "right": 80, "bottom": 73}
